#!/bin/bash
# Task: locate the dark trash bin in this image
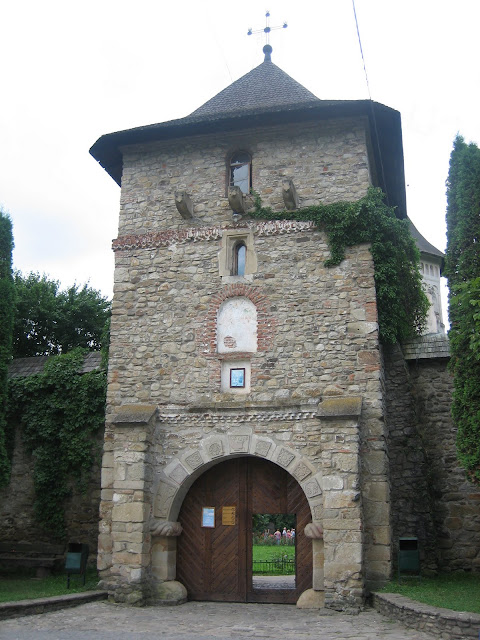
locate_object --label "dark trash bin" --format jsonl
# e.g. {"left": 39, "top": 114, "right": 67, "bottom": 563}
{"left": 65, "top": 543, "right": 89, "bottom": 587}
{"left": 398, "top": 537, "right": 420, "bottom": 579}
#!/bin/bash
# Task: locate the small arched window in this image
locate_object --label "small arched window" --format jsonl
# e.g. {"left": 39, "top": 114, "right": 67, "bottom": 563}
{"left": 229, "top": 152, "right": 251, "bottom": 194}
{"left": 233, "top": 242, "right": 246, "bottom": 276}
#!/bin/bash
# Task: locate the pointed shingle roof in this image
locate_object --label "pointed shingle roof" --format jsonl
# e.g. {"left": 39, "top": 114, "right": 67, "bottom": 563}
{"left": 190, "top": 58, "right": 320, "bottom": 118}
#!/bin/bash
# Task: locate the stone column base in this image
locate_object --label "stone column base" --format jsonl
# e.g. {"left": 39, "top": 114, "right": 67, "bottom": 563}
{"left": 296, "top": 588, "right": 325, "bottom": 609}
{"left": 148, "top": 580, "right": 188, "bottom": 606}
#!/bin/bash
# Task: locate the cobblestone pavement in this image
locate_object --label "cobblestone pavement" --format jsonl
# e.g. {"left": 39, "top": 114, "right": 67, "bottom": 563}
{"left": 0, "top": 601, "right": 435, "bottom": 640}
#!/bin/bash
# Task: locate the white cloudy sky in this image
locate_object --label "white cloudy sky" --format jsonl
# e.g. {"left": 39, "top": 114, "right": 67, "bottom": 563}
{"left": 1, "top": 0, "right": 479, "bottom": 326}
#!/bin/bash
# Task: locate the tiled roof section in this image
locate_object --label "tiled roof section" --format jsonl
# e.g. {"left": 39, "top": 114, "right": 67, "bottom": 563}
{"left": 190, "top": 59, "right": 320, "bottom": 117}
{"left": 402, "top": 334, "right": 450, "bottom": 360}
{"left": 408, "top": 219, "right": 444, "bottom": 259}
{"left": 8, "top": 352, "right": 103, "bottom": 379}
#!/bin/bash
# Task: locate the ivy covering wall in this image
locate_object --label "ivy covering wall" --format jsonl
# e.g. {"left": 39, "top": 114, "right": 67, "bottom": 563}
{"left": 7, "top": 349, "right": 107, "bottom": 538}
{"left": 251, "top": 187, "right": 429, "bottom": 344}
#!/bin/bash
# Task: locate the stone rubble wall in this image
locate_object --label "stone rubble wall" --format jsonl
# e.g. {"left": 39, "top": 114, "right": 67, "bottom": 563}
{"left": 385, "top": 344, "right": 480, "bottom": 574}
{"left": 407, "top": 357, "right": 480, "bottom": 572}
{"left": 383, "top": 345, "right": 438, "bottom": 572}
{"left": 118, "top": 118, "right": 371, "bottom": 235}
{"left": 372, "top": 592, "right": 480, "bottom": 640}
{"left": 0, "top": 423, "right": 103, "bottom": 561}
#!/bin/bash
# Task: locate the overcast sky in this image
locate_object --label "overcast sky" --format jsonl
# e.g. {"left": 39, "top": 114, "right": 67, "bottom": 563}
{"left": 2, "top": 1, "right": 479, "bottom": 326}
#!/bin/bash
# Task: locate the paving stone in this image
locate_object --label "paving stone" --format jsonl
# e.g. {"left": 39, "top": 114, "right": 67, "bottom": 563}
{"left": 0, "top": 601, "right": 435, "bottom": 640}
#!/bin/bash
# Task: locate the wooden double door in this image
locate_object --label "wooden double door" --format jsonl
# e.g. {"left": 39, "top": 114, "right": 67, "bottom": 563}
{"left": 177, "top": 457, "right": 312, "bottom": 603}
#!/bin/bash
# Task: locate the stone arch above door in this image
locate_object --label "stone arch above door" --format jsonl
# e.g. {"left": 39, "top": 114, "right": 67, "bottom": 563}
{"left": 151, "top": 429, "right": 324, "bottom": 530}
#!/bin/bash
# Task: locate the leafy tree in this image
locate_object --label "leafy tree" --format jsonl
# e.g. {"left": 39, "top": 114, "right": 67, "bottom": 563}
{"left": 444, "top": 135, "right": 480, "bottom": 484}
{"left": 12, "top": 272, "right": 111, "bottom": 357}
{"left": 0, "top": 209, "right": 15, "bottom": 487}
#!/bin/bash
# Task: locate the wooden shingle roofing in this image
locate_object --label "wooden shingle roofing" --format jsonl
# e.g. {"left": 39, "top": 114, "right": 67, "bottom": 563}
{"left": 190, "top": 59, "right": 320, "bottom": 117}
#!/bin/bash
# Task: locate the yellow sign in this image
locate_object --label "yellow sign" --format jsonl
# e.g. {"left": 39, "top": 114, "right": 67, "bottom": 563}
{"left": 222, "top": 506, "right": 236, "bottom": 526}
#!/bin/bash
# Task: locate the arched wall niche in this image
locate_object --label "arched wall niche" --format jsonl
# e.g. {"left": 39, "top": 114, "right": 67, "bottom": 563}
{"left": 199, "top": 284, "right": 275, "bottom": 357}
{"left": 217, "top": 297, "right": 257, "bottom": 354}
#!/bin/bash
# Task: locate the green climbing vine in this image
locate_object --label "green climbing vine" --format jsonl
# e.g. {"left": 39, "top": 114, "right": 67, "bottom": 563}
{"left": 250, "top": 187, "right": 429, "bottom": 344}
{"left": 6, "top": 348, "right": 107, "bottom": 539}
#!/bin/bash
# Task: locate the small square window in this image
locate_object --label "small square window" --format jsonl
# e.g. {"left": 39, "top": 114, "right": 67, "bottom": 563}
{"left": 221, "top": 360, "right": 251, "bottom": 393}
{"left": 230, "top": 368, "right": 246, "bottom": 388}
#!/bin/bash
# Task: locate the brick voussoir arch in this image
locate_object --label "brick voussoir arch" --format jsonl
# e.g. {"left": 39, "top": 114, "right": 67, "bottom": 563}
{"left": 199, "top": 284, "right": 276, "bottom": 356}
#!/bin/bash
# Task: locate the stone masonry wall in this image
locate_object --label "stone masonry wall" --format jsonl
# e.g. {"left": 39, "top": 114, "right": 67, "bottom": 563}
{"left": 117, "top": 118, "right": 371, "bottom": 235}
{"left": 0, "top": 423, "right": 103, "bottom": 560}
{"left": 384, "top": 345, "right": 437, "bottom": 572}
{"left": 385, "top": 345, "right": 480, "bottom": 574}
{"left": 99, "top": 117, "right": 391, "bottom": 606}
{"left": 408, "top": 358, "right": 480, "bottom": 572}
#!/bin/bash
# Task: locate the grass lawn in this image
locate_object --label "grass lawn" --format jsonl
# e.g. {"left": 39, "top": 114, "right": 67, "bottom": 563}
{"left": 0, "top": 569, "right": 100, "bottom": 603}
{"left": 381, "top": 573, "right": 480, "bottom": 614}
{"left": 252, "top": 544, "right": 295, "bottom": 563}
{"left": 252, "top": 544, "right": 295, "bottom": 575}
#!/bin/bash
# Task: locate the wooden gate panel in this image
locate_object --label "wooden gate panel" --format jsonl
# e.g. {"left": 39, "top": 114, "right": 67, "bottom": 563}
{"left": 209, "top": 460, "right": 246, "bottom": 600}
{"left": 177, "top": 456, "right": 313, "bottom": 603}
{"left": 177, "top": 459, "right": 247, "bottom": 601}
{"left": 250, "top": 457, "right": 288, "bottom": 514}
{"left": 288, "top": 473, "right": 313, "bottom": 595}
{"left": 176, "top": 479, "right": 206, "bottom": 597}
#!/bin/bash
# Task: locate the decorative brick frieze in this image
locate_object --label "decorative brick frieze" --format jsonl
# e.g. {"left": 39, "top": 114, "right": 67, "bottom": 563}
{"left": 112, "top": 219, "right": 316, "bottom": 253}
{"left": 157, "top": 406, "right": 318, "bottom": 426}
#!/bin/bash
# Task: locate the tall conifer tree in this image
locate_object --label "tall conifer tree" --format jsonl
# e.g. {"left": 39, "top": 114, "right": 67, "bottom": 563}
{"left": 0, "top": 209, "right": 15, "bottom": 486}
{"left": 445, "top": 135, "right": 480, "bottom": 483}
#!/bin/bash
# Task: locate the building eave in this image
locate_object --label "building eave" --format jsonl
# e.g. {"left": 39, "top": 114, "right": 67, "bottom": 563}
{"left": 90, "top": 99, "right": 407, "bottom": 219}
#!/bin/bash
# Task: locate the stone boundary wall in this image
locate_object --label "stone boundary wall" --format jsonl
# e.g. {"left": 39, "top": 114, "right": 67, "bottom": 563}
{"left": 385, "top": 340, "right": 480, "bottom": 574}
{"left": 0, "top": 424, "right": 103, "bottom": 559}
{"left": 372, "top": 592, "right": 480, "bottom": 640}
{"left": 383, "top": 345, "right": 437, "bottom": 571}
{"left": 407, "top": 356, "right": 480, "bottom": 572}
{"left": 0, "top": 591, "right": 108, "bottom": 621}
{"left": 1, "top": 354, "right": 105, "bottom": 559}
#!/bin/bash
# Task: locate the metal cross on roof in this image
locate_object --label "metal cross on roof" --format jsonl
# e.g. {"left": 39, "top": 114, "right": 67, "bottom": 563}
{"left": 247, "top": 11, "right": 287, "bottom": 44}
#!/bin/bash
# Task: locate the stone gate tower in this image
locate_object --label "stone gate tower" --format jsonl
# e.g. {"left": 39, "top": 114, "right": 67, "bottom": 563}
{"left": 90, "top": 46, "right": 412, "bottom": 608}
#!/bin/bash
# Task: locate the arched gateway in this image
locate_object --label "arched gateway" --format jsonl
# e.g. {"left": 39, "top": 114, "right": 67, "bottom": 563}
{"left": 176, "top": 457, "right": 312, "bottom": 603}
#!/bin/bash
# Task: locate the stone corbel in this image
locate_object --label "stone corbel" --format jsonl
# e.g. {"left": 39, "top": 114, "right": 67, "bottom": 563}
{"left": 112, "top": 404, "right": 157, "bottom": 427}
{"left": 282, "top": 178, "right": 299, "bottom": 210}
{"left": 316, "top": 396, "right": 362, "bottom": 419}
{"left": 304, "top": 522, "right": 324, "bottom": 539}
{"left": 228, "top": 186, "right": 246, "bottom": 214}
{"left": 150, "top": 519, "right": 183, "bottom": 537}
{"left": 174, "top": 191, "right": 194, "bottom": 219}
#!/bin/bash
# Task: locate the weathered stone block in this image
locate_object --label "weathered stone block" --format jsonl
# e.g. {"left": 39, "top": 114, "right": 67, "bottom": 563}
{"left": 112, "top": 502, "right": 147, "bottom": 523}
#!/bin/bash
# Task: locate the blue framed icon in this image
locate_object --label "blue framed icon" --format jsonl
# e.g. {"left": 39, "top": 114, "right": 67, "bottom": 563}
{"left": 230, "top": 368, "right": 246, "bottom": 388}
{"left": 202, "top": 507, "right": 215, "bottom": 528}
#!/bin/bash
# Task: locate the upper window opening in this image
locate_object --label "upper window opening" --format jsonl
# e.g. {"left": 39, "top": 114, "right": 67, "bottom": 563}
{"left": 230, "top": 152, "right": 251, "bottom": 195}
{"left": 234, "top": 242, "right": 247, "bottom": 276}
